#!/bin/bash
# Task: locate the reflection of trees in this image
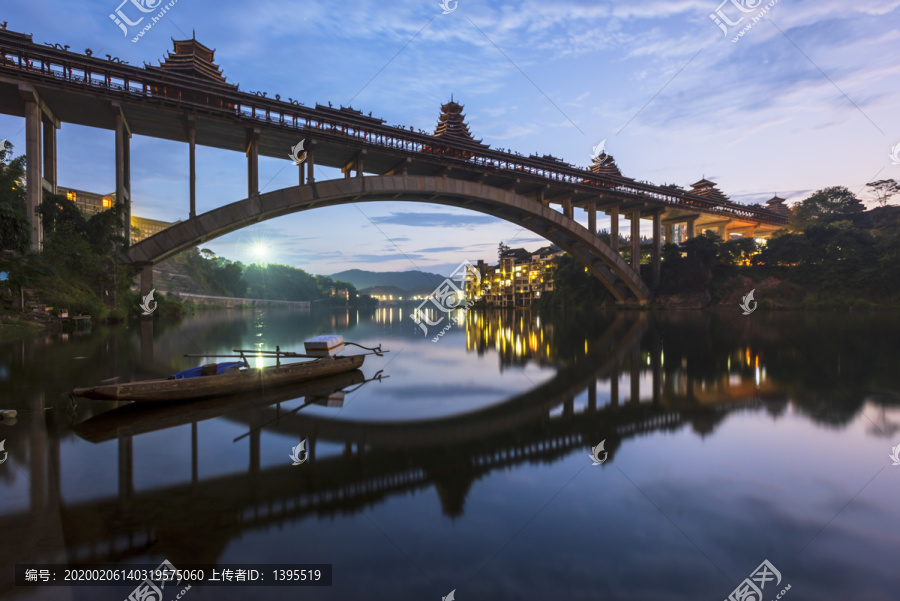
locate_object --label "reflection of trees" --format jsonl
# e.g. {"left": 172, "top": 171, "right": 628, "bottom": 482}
{"left": 652, "top": 311, "right": 900, "bottom": 428}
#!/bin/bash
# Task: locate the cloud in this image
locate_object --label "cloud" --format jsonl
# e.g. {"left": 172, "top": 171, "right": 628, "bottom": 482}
{"left": 370, "top": 212, "right": 501, "bottom": 227}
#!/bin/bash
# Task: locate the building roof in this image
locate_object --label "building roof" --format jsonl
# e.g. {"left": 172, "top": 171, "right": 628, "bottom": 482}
{"left": 689, "top": 178, "right": 730, "bottom": 203}
{"left": 589, "top": 153, "right": 623, "bottom": 177}
{"left": 146, "top": 36, "right": 236, "bottom": 88}
{"left": 433, "top": 96, "right": 488, "bottom": 147}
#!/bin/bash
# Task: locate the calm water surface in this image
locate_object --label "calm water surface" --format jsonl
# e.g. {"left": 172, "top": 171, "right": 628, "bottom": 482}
{"left": 1, "top": 307, "right": 898, "bottom": 601}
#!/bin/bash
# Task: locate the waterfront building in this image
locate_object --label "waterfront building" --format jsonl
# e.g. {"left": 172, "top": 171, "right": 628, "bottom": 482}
{"left": 470, "top": 246, "right": 563, "bottom": 308}
{"left": 59, "top": 186, "right": 175, "bottom": 243}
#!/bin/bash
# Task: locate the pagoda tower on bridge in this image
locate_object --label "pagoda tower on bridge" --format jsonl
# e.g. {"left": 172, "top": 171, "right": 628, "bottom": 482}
{"left": 433, "top": 96, "right": 488, "bottom": 148}
{"left": 689, "top": 178, "right": 731, "bottom": 204}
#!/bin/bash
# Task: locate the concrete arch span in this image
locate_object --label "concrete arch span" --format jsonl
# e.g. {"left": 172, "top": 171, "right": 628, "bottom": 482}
{"left": 127, "top": 175, "right": 651, "bottom": 302}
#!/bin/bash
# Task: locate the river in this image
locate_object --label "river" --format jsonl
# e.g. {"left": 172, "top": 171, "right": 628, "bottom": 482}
{"left": 1, "top": 307, "right": 898, "bottom": 600}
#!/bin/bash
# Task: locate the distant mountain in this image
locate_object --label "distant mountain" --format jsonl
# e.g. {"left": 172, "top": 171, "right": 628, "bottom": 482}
{"left": 329, "top": 269, "right": 445, "bottom": 295}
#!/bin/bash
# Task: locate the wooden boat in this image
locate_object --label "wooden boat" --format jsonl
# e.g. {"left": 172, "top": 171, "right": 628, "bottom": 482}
{"left": 71, "top": 335, "right": 384, "bottom": 402}
{"left": 73, "top": 369, "right": 368, "bottom": 443}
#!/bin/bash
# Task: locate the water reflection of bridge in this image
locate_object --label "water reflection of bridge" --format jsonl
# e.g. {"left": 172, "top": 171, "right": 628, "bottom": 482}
{"left": 0, "top": 314, "right": 783, "bottom": 592}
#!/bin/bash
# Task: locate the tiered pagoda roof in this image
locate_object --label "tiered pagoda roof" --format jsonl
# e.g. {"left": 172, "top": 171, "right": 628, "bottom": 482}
{"left": 433, "top": 96, "right": 488, "bottom": 147}
{"left": 689, "top": 178, "right": 730, "bottom": 204}
{"left": 146, "top": 36, "right": 236, "bottom": 88}
{"left": 589, "top": 153, "right": 623, "bottom": 177}
{"left": 765, "top": 194, "right": 790, "bottom": 215}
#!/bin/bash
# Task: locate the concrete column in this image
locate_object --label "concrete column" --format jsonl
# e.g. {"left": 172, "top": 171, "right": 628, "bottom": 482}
{"left": 630, "top": 209, "right": 641, "bottom": 272}
{"left": 685, "top": 217, "right": 697, "bottom": 239}
{"left": 115, "top": 112, "right": 131, "bottom": 246}
{"left": 140, "top": 265, "right": 153, "bottom": 300}
{"left": 587, "top": 201, "right": 596, "bottom": 234}
{"left": 247, "top": 128, "right": 259, "bottom": 197}
{"left": 356, "top": 150, "right": 365, "bottom": 178}
{"left": 24, "top": 100, "right": 42, "bottom": 250}
{"left": 188, "top": 121, "right": 196, "bottom": 218}
{"left": 306, "top": 145, "right": 315, "bottom": 184}
{"left": 610, "top": 206, "right": 619, "bottom": 253}
{"left": 562, "top": 197, "right": 573, "bottom": 219}
{"left": 299, "top": 157, "right": 306, "bottom": 186}
{"left": 42, "top": 115, "right": 57, "bottom": 194}
{"left": 664, "top": 223, "right": 673, "bottom": 244}
{"left": 652, "top": 212, "right": 661, "bottom": 286}
{"left": 717, "top": 224, "right": 727, "bottom": 240}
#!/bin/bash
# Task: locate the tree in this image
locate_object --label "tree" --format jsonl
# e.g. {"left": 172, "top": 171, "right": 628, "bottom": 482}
{"left": 498, "top": 242, "right": 511, "bottom": 260}
{"left": 790, "top": 186, "right": 864, "bottom": 231}
{"left": 0, "top": 140, "right": 30, "bottom": 253}
{"left": 865, "top": 179, "right": 898, "bottom": 208}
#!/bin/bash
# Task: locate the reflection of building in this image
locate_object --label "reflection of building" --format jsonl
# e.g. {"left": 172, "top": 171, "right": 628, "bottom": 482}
{"left": 468, "top": 247, "right": 562, "bottom": 308}
{"left": 465, "top": 309, "right": 555, "bottom": 366}
{"left": 59, "top": 187, "right": 175, "bottom": 243}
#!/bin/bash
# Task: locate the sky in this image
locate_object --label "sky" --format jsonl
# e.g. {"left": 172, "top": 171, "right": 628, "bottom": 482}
{"left": 2, "top": 0, "right": 899, "bottom": 276}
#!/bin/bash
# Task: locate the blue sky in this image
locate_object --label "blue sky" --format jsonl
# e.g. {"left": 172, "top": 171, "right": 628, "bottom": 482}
{"left": 2, "top": 0, "right": 899, "bottom": 275}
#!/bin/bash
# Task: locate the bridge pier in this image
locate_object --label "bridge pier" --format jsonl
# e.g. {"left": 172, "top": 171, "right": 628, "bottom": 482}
{"left": 609, "top": 206, "right": 619, "bottom": 253}
{"left": 664, "top": 223, "right": 673, "bottom": 244}
{"left": 246, "top": 127, "right": 259, "bottom": 197}
{"left": 188, "top": 118, "right": 197, "bottom": 218}
{"left": 587, "top": 202, "right": 596, "bottom": 234}
{"left": 23, "top": 97, "right": 43, "bottom": 250}
{"left": 685, "top": 215, "right": 698, "bottom": 239}
{"left": 306, "top": 142, "right": 316, "bottom": 183}
{"left": 140, "top": 265, "right": 153, "bottom": 309}
{"left": 562, "top": 196, "right": 573, "bottom": 220}
{"left": 114, "top": 108, "right": 131, "bottom": 245}
{"left": 630, "top": 209, "right": 641, "bottom": 271}
{"left": 42, "top": 112, "right": 58, "bottom": 196}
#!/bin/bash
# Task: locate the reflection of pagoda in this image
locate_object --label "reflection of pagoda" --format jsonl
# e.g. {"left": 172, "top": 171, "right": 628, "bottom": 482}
{"left": 765, "top": 194, "right": 790, "bottom": 216}
{"left": 589, "top": 153, "right": 623, "bottom": 177}
{"left": 689, "top": 178, "right": 730, "bottom": 204}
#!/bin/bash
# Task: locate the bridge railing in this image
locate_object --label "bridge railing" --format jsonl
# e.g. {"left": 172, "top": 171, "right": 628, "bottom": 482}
{"left": 0, "top": 35, "right": 788, "bottom": 226}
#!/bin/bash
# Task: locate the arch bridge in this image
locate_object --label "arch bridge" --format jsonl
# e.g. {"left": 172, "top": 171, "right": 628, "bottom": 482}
{"left": 0, "top": 27, "right": 789, "bottom": 302}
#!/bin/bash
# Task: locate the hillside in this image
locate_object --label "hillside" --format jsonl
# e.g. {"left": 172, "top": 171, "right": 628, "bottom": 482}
{"left": 328, "top": 269, "right": 445, "bottom": 295}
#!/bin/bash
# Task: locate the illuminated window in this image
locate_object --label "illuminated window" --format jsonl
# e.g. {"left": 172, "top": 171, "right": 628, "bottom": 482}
{"left": 66, "top": 191, "right": 76, "bottom": 202}
{"left": 102, "top": 197, "right": 112, "bottom": 208}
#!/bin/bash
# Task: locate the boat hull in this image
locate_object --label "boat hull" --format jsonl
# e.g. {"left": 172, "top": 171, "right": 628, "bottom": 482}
{"left": 72, "top": 355, "right": 365, "bottom": 402}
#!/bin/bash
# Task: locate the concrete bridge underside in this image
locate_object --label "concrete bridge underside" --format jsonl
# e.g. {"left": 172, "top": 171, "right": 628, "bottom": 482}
{"left": 127, "top": 175, "right": 652, "bottom": 303}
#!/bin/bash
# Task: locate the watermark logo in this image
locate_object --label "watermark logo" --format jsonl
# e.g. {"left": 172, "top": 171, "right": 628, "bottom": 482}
{"left": 889, "top": 143, "right": 900, "bottom": 166}
{"left": 442, "top": 589, "right": 456, "bottom": 601}
{"left": 890, "top": 443, "right": 900, "bottom": 466}
{"left": 724, "top": 559, "right": 789, "bottom": 601}
{"left": 439, "top": 0, "right": 457, "bottom": 14}
{"left": 110, "top": 0, "right": 181, "bottom": 43}
{"left": 709, "top": 0, "right": 779, "bottom": 42}
{"left": 0, "top": 440, "right": 7, "bottom": 465}
{"left": 590, "top": 139, "right": 606, "bottom": 161}
{"left": 739, "top": 289, "right": 757, "bottom": 315}
{"left": 290, "top": 139, "right": 308, "bottom": 166}
{"left": 589, "top": 440, "right": 608, "bottom": 465}
{"left": 140, "top": 288, "right": 158, "bottom": 315}
{"left": 290, "top": 439, "right": 308, "bottom": 466}
{"left": 412, "top": 260, "right": 485, "bottom": 341}
{"left": 125, "top": 559, "right": 191, "bottom": 601}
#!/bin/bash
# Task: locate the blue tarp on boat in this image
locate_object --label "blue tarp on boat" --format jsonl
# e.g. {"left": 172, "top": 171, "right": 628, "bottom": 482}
{"left": 171, "top": 361, "right": 246, "bottom": 380}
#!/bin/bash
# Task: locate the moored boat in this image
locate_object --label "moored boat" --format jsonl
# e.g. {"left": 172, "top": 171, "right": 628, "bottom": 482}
{"left": 71, "top": 335, "right": 385, "bottom": 402}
